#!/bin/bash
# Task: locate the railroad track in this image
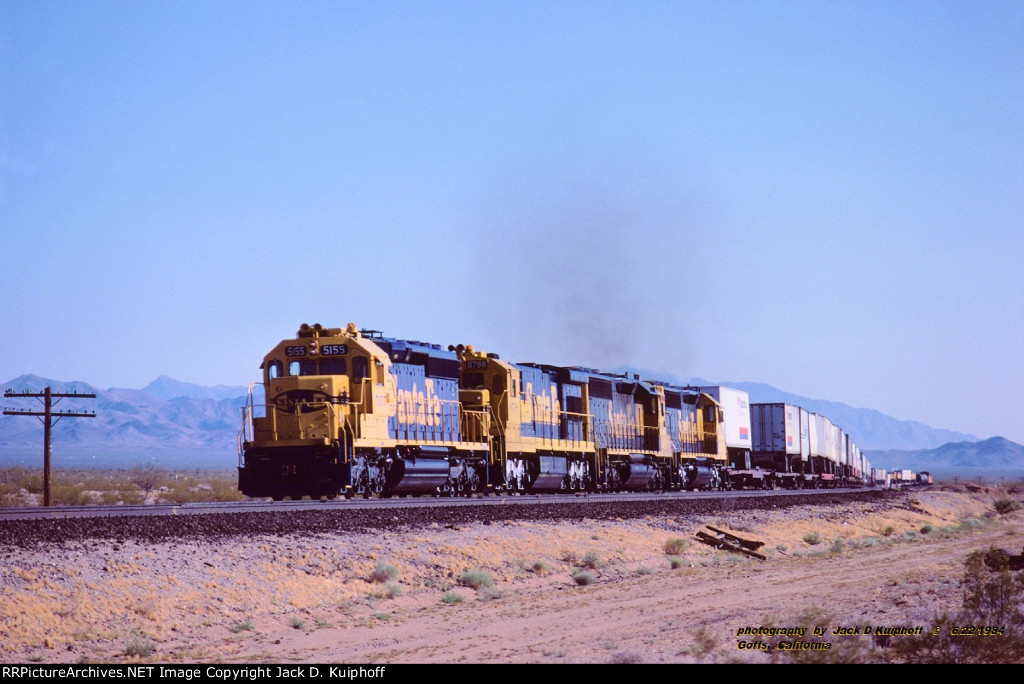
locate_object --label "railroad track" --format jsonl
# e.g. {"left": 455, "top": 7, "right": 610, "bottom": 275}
{"left": 0, "top": 486, "right": 878, "bottom": 521}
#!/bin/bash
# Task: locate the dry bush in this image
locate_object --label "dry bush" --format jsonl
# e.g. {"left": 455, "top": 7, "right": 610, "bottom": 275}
{"left": 882, "top": 547, "right": 1024, "bottom": 663}
{"left": 442, "top": 591, "right": 464, "bottom": 605}
{"left": 993, "top": 498, "right": 1021, "bottom": 515}
{"left": 528, "top": 560, "right": 551, "bottom": 574}
{"left": 368, "top": 561, "right": 398, "bottom": 583}
{"left": 130, "top": 463, "right": 166, "bottom": 493}
{"left": 664, "top": 537, "right": 688, "bottom": 555}
{"left": 571, "top": 569, "right": 596, "bottom": 586}
{"left": 802, "top": 532, "right": 821, "bottom": 545}
{"left": 367, "top": 582, "right": 404, "bottom": 600}
{"left": 459, "top": 570, "right": 494, "bottom": 589}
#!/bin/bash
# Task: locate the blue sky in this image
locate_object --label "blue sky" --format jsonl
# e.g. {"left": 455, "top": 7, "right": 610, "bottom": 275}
{"left": 2, "top": 1, "right": 1022, "bottom": 444}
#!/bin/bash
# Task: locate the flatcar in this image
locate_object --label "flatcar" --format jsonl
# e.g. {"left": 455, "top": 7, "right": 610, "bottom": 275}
{"left": 237, "top": 323, "right": 869, "bottom": 499}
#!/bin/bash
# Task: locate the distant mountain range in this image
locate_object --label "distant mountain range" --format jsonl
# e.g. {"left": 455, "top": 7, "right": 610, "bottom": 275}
{"left": 1, "top": 373, "right": 1021, "bottom": 476}
{"left": 866, "top": 437, "right": 1024, "bottom": 479}
{"left": 1, "top": 374, "right": 250, "bottom": 469}
{"left": 141, "top": 375, "right": 253, "bottom": 402}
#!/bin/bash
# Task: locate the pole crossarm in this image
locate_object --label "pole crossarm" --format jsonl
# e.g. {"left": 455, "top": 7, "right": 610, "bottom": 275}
{"left": 4, "top": 409, "right": 96, "bottom": 417}
{"left": 4, "top": 391, "right": 97, "bottom": 399}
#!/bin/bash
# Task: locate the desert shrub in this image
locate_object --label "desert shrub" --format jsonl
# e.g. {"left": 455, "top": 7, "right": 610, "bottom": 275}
{"left": 442, "top": 591, "right": 464, "bottom": 605}
{"left": 560, "top": 549, "right": 578, "bottom": 565}
{"left": 459, "top": 570, "right": 494, "bottom": 589}
{"left": 130, "top": 463, "right": 167, "bottom": 493}
{"left": 920, "top": 524, "right": 933, "bottom": 535}
{"left": 0, "top": 485, "right": 26, "bottom": 507}
{"left": 229, "top": 620, "right": 254, "bottom": 633}
{"left": 608, "top": 651, "right": 644, "bottom": 664}
{"left": 993, "top": 498, "right": 1021, "bottom": 515}
{"left": 155, "top": 471, "right": 244, "bottom": 504}
{"left": 477, "top": 586, "right": 504, "bottom": 601}
{"left": 883, "top": 547, "right": 1024, "bottom": 663}
{"left": 368, "top": 561, "right": 398, "bottom": 583}
{"left": 802, "top": 532, "right": 821, "bottom": 545}
{"left": 580, "top": 551, "right": 603, "bottom": 569}
{"left": 1, "top": 468, "right": 44, "bottom": 494}
{"left": 571, "top": 569, "right": 596, "bottom": 586}
{"left": 664, "top": 537, "right": 688, "bottom": 555}
{"left": 367, "top": 582, "right": 403, "bottom": 600}
{"left": 881, "top": 525, "right": 895, "bottom": 537}
{"left": 289, "top": 617, "right": 306, "bottom": 630}
{"left": 829, "top": 538, "right": 845, "bottom": 554}
{"left": 687, "top": 625, "right": 719, "bottom": 660}
{"left": 528, "top": 560, "right": 551, "bottom": 574}
{"left": 0, "top": 467, "right": 37, "bottom": 487}
{"left": 668, "top": 556, "right": 684, "bottom": 569}
{"left": 124, "top": 636, "right": 155, "bottom": 658}
{"left": 51, "top": 482, "right": 93, "bottom": 506}
{"left": 122, "top": 488, "right": 146, "bottom": 505}
{"left": 637, "top": 566, "right": 653, "bottom": 576}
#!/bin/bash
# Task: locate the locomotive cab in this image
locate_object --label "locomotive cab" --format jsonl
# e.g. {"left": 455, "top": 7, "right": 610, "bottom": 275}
{"left": 239, "top": 323, "right": 399, "bottom": 499}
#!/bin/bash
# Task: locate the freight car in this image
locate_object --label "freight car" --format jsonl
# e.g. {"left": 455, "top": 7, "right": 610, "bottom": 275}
{"left": 237, "top": 324, "right": 867, "bottom": 499}
{"left": 746, "top": 403, "right": 868, "bottom": 489}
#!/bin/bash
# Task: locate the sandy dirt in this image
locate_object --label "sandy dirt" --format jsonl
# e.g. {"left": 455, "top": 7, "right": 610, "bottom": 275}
{"left": 1, "top": 486, "right": 1022, "bottom": 664}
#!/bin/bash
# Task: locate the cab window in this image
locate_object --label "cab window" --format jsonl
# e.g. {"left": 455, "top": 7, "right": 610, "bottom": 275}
{"left": 268, "top": 360, "right": 282, "bottom": 379}
{"left": 289, "top": 360, "right": 316, "bottom": 376}
{"left": 353, "top": 356, "right": 368, "bottom": 382}
{"left": 320, "top": 358, "right": 347, "bottom": 375}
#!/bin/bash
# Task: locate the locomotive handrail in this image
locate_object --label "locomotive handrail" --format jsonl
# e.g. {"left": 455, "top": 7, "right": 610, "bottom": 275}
{"left": 494, "top": 389, "right": 507, "bottom": 432}
{"left": 237, "top": 382, "right": 259, "bottom": 465}
{"left": 590, "top": 419, "right": 661, "bottom": 453}
{"left": 523, "top": 400, "right": 590, "bottom": 448}
{"left": 460, "top": 407, "right": 491, "bottom": 445}
{"left": 391, "top": 395, "right": 490, "bottom": 445}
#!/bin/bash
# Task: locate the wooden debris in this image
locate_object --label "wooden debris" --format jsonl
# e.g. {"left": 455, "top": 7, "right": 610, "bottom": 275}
{"left": 705, "top": 525, "right": 765, "bottom": 550}
{"left": 695, "top": 526, "right": 767, "bottom": 561}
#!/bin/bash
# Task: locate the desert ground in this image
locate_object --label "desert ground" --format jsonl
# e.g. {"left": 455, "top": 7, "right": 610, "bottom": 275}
{"left": 1, "top": 485, "right": 1022, "bottom": 664}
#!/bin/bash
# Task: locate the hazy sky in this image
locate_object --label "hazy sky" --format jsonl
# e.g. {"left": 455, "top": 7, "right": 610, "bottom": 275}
{"left": 2, "top": 1, "right": 1022, "bottom": 444}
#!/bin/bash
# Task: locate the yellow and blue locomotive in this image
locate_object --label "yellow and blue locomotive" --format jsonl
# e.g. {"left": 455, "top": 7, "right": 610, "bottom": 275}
{"left": 238, "top": 323, "right": 728, "bottom": 499}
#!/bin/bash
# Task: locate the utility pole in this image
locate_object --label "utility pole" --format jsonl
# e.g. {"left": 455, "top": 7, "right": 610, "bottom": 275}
{"left": 4, "top": 387, "right": 96, "bottom": 506}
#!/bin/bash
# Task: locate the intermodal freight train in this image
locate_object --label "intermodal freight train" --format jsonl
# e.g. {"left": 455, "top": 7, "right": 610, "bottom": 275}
{"left": 237, "top": 324, "right": 870, "bottom": 499}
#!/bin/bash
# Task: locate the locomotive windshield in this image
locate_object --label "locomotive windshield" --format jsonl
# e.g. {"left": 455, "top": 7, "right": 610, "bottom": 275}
{"left": 267, "top": 357, "right": 349, "bottom": 380}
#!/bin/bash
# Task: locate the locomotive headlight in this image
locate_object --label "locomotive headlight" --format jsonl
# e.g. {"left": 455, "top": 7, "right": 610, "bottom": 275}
{"left": 309, "top": 342, "right": 318, "bottom": 355}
